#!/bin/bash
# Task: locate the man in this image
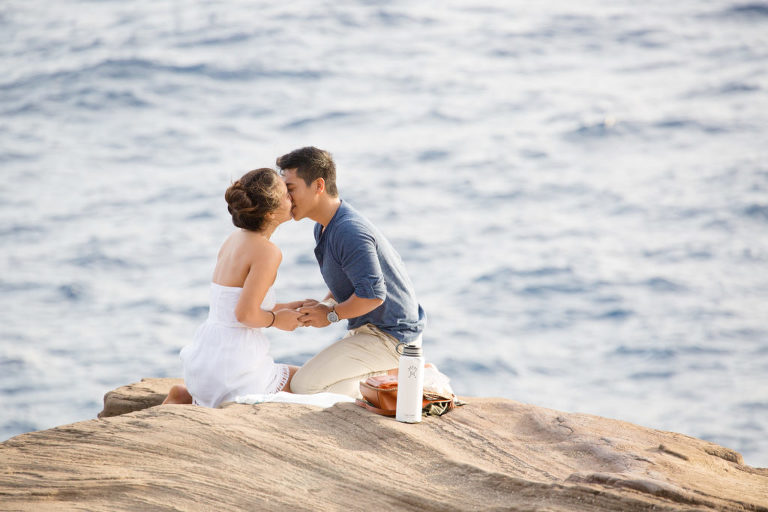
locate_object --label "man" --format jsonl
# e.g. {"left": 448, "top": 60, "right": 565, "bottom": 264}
{"left": 277, "top": 146, "right": 426, "bottom": 398}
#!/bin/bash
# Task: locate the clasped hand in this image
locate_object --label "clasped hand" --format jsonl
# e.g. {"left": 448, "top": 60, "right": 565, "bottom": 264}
{"left": 272, "top": 299, "right": 333, "bottom": 330}
{"left": 297, "top": 299, "right": 332, "bottom": 328}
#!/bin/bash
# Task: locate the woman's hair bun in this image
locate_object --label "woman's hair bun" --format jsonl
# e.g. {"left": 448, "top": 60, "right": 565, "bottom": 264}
{"left": 224, "top": 168, "right": 282, "bottom": 232}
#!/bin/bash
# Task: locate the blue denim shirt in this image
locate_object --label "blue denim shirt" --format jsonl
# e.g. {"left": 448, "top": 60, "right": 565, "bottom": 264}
{"left": 313, "top": 201, "right": 426, "bottom": 343}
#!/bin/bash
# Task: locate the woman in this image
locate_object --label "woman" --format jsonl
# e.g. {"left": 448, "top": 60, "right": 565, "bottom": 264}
{"left": 163, "top": 168, "right": 303, "bottom": 407}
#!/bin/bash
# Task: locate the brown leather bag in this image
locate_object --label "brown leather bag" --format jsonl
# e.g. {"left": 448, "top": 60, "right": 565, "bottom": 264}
{"left": 355, "top": 374, "right": 456, "bottom": 417}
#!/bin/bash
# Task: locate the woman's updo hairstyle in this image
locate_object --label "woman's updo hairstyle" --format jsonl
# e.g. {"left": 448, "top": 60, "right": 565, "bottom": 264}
{"left": 224, "top": 168, "right": 283, "bottom": 232}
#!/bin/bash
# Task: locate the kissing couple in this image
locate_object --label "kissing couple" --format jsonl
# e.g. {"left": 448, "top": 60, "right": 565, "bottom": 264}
{"left": 164, "top": 147, "right": 426, "bottom": 407}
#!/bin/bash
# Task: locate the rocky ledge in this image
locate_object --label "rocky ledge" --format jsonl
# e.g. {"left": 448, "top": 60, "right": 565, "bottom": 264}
{"left": 1, "top": 378, "right": 766, "bottom": 511}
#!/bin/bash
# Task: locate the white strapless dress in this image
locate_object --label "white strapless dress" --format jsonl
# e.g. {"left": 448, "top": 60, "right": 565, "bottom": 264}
{"left": 180, "top": 283, "right": 289, "bottom": 408}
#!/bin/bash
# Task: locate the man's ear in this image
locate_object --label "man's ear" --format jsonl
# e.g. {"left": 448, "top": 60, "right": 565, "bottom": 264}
{"left": 315, "top": 177, "right": 326, "bottom": 195}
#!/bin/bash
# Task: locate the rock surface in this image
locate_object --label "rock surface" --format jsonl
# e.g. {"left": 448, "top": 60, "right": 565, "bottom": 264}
{"left": 1, "top": 379, "right": 767, "bottom": 511}
{"left": 97, "top": 377, "right": 183, "bottom": 418}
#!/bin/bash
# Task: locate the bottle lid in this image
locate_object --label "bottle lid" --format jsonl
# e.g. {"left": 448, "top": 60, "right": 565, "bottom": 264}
{"left": 398, "top": 343, "right": 423, "bottom": 357}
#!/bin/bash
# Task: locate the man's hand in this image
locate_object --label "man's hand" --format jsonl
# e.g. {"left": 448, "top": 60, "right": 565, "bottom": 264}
{"left": 297, "top": 303, "right": 332, "bottom": 328}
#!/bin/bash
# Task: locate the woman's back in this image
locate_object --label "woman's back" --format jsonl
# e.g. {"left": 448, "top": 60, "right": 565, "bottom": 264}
{"left": 211, "top": 230, "right": 271, "bottom": 288}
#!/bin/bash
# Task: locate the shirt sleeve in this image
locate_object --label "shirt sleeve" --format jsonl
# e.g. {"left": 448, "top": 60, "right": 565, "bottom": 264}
{"left": 337, "top": 223, "right": 387, "bottom": 300}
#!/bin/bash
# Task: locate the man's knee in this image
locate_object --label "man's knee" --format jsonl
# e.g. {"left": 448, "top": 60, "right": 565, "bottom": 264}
{"left": 289, "top": 366, "right": 325, "bottom": 394}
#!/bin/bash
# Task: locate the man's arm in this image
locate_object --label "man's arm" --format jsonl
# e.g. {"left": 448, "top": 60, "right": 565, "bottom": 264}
{"left": 298, "top": 294, "right": 383, "bottom": 328}
{"left": 299, "top": 222, "right": 386, "bottom": 327}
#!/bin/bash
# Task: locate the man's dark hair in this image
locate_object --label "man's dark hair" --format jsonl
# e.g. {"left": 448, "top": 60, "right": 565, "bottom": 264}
{"left": 276, "top": 146, "right": 338, "bottom": 197}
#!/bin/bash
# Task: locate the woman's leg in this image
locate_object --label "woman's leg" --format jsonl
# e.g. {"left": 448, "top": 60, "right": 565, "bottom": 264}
{"left": 289, "top": 325, "right": 400, "bottom": 398}
{"left": 162, "top": 384, "right": 193, "bottom": 405}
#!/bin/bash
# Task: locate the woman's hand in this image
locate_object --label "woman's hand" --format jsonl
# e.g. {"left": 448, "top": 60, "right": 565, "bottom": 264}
{"left": 277, "top": 299, "right": 316, "bottom": 310}
{"left": 273, "top": 308, "right": 302, "bottom": 331}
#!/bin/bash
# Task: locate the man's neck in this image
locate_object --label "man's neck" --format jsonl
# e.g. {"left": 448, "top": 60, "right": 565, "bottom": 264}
{"left": 310, "top": 197, "right": 342, "bottom": 227}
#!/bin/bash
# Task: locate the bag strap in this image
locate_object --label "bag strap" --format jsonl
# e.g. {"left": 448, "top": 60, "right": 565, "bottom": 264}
{"left": 354, "top": 399, "right": 396, "bottom": 416}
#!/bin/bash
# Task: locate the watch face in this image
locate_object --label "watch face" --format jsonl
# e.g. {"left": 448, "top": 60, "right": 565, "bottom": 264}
{"left": 327, "top": 310, "right": 339, "bottom": 323}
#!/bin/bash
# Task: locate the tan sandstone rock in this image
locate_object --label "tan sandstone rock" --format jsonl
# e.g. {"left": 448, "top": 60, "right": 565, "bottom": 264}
{"left": 1, "top": 378, "right": 766, "bottom": 511}
{"left": 97, "top": 377, "right": 183, "bottom": 418}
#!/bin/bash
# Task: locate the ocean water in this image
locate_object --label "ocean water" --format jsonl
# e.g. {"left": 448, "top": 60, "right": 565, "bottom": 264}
{"left": 1, "top": 0, "right": 767, "bottom": 467}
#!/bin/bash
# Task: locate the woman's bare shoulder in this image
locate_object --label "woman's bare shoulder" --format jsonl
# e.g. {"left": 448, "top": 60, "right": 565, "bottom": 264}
{"left": 240, "top": 231, "right": 282, "bottom": 263}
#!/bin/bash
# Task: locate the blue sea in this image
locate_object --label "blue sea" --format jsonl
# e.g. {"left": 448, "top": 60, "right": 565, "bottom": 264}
{"left": 1, "top": 0, "right": 767, "bottom": 467}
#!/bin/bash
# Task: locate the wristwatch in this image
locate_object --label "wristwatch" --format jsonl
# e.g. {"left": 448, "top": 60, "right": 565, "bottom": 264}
{"left": 326, "top": 306, "right": 340, "bottom": 323}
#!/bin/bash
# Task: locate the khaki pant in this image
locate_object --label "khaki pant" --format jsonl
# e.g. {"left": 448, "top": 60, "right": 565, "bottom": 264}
{"left": 290, "top": 324, "right": 415, "bottom": 398}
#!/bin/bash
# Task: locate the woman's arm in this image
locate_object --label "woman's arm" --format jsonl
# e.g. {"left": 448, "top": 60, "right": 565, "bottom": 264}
{"left": 272, "top": 300, "right": 305, "bottom": 311}
{"left": 234, "top": 242, "right": 282, "bottom": 328}
{"left": 275, "top": 291, "right": 336, "bottom": 311}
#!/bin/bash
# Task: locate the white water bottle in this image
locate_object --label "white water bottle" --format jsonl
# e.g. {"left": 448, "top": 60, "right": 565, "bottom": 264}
{"left": 395, "top": 343, "right": 424, "bottom": 423}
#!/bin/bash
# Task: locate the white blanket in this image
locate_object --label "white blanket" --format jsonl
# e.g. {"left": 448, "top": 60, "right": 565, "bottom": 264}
{"left": 235, "top": 391, "right": 355, "bottom": 408}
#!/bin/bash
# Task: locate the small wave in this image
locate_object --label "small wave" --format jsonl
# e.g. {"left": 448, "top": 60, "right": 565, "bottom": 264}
{"left": 654, "top": 118, "right": 728, "bottom": 134}
{"left": 295, "top": 253, "right": 316, "bottom": 266}
{"left": 0, "top": 356, "right": 27, "bottom": 372}
{"left": 57, "top": 284, "right": 88, "bottom": 302}
{"left": 425, "top": 108, "right": 467, "bottom": 123}
{"left": 118, "top": 299, "right": 171, "bottom": 314}
{"left": 438, "top": 357, "right": 517, "bottom": 376}
{"left": 144, "top": 187, "right": 209, "bottom": 205}
{"left": 278, "top": 351, "right": 316, "bottom": 367}
{"left": 2, "top": 420, "right": 39, "bottom": 436}
{"left": 1, "top": 102, "right": 43, "bottom": 116}
{"left": 567, "top": 116, "right": 736, "bottom": 141}
{"left": 738, "top": 401, "right": 768, "bottom": 411}
{"left": 65, "top": 252, "right": 137, "bottom": 270}
{"left": 281, "top": 110, "right": 358, "bottom": 130}
{"left": 684, "top": 81, "right": 761, "bottom": 99}
{"left": 643, "top": 247, "right": 712, "bottom": 263}
{"left": 0, "top": 58, "right": 326, "bottom": 94}
{"left": 73, "top": 88, "right": 152, "bottom": 111}
{"left": 629, "top": 370, "right": 675, "bottom": 380}
{"left": 520, "top": 148, "right": 548, "bottom": 159}
{"left": 181, "top": 305, "right": 208, "bottom": 319}
{"left": 616, "top": 28, "right": 668, "bottom": 49}
{"left": 520, "top": 283, "right": 586, "bottom": 296}
{"left": 375, "top": 9, "right": 416, "bottom": 26}
{"left": 612, "top": 346, "right": 677, "bottom": 360}
{"left": 0, "top": 151, "right": 37, "bottom": 163}
{"left": 0, "top": 281, "right": 44, "bottom": 293}
{"left": 474, "top": 266, "right": 573, "bottom": 282}
{"left": 718, "top": 327, "right": 768, "bottom": 341}
{"left": 0, "top": 383, "right": 42, "bottom": 395}
{"left": 176, "top": 31, "right": 253, "bottom": 48}
{"left": 720, "top": 3, "right": 768, "bottom": 18}
{"left": 596, "top": 309, "right": 633, "bottom": 320}
{"left": 566, "top": 118, "right": 627, "bottom": 139}
{"left": 186, "top": 210, "right": 215, "bottom": 220}
{"left": 643, "top": 277, "right": 687, "bottom": 293}
{"left": 678, "top": 345, "right": 730, "bottom": 356}
{"left": 0, "top": 224, "right": 46, "bottom": 238}
{"left": 743, "top": 203, "right": 768, "bottom": 221}
{"left": 418, "top": 149, "right": 450, "bottom": 162}
{"left": 489, "top": 48, "right": 519, "bottom": 58}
